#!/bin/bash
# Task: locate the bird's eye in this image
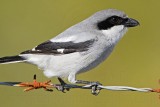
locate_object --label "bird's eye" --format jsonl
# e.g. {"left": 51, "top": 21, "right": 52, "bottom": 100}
{"left": 109, "top": 16, "right": 123, "bottom": 25}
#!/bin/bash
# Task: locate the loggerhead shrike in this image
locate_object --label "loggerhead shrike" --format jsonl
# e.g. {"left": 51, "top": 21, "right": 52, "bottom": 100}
{"left": 0, "top": 9, "right": 139, "bottom": 85}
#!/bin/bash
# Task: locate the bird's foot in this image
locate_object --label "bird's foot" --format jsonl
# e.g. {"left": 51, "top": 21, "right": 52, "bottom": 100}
{"left": 90, "top": 81, "right": 102, "bottom": 96}
{"left": 76, "top": 80, "right": 102, "bottom": 95}
{"left": 55, "top": 78, "right": 70, "bottom": 93}
{"left": 15, "top": 74, "right": 53, "bottom": 92}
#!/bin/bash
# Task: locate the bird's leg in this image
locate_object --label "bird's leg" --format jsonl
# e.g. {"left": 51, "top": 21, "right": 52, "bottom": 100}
{"left": 68, "top": 74, "right": 102, "bottom": 85}
{"left": 68, "top": 74, "right": 102, "bottom": 95}
{"left": 76, "top": 80, "right": 102, "bottom": 85}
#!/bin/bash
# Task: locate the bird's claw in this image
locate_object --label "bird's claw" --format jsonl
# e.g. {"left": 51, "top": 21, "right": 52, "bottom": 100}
{"left": 55, "top": 77, "right": 70, "bottom": 93}
{"left": 90, "top": 82, "right": 102, "bottom": 96}
{"left": 55, "top": 85, "right": 66, "bottom": 93}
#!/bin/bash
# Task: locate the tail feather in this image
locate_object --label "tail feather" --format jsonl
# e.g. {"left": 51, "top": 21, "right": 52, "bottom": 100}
{"left": 0, "top": 55, "right": 25, "bottom": 64}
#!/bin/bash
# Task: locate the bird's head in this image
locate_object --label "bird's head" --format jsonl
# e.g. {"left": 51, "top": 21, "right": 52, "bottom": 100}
{"left": 83, "top": 9, "right": 139, "bottom": 43}
{"left": 89, "top": 9, "right": 139, "bottom": 30}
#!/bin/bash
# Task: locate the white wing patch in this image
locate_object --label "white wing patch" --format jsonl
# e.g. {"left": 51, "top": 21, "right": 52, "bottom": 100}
{"left": 57, "top": 49, "right": 65, "bottom": 53}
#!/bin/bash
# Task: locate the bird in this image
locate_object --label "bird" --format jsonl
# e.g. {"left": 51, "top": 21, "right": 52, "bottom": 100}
{"left": 0, "top": 9, "right": 139, "bottom": 86}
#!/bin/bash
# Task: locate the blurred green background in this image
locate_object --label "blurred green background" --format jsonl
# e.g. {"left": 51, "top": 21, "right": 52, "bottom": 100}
{"left": 0, "top": 0, "right": 160, "bottom": 107}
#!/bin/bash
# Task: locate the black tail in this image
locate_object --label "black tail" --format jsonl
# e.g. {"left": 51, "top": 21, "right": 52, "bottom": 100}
{"left": 0, "top": 55, "right": 25, "bottom": 64}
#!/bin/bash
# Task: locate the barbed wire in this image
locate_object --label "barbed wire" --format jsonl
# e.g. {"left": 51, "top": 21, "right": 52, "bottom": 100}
{"left": 0, "top": 75, "right": 159, "bottom": 96}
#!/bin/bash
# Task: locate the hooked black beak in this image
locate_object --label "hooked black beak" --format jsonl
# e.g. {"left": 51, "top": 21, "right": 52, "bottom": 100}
{"left": 124, "top": 18, "right": 140, "bottom": 27}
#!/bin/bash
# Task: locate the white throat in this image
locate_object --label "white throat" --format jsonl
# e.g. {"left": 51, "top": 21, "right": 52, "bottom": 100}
{"left": 102, "top": 25, "right": 128, "bottom": 44}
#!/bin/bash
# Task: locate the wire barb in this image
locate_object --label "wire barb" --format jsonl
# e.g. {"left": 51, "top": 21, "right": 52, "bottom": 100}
{"left": 13, "top": 74, "right": 54, "bottom": 92}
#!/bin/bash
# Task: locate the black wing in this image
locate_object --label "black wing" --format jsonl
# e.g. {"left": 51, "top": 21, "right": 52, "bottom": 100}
{"left": 21, "top": 39, "right": 95, "bottom": 55}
